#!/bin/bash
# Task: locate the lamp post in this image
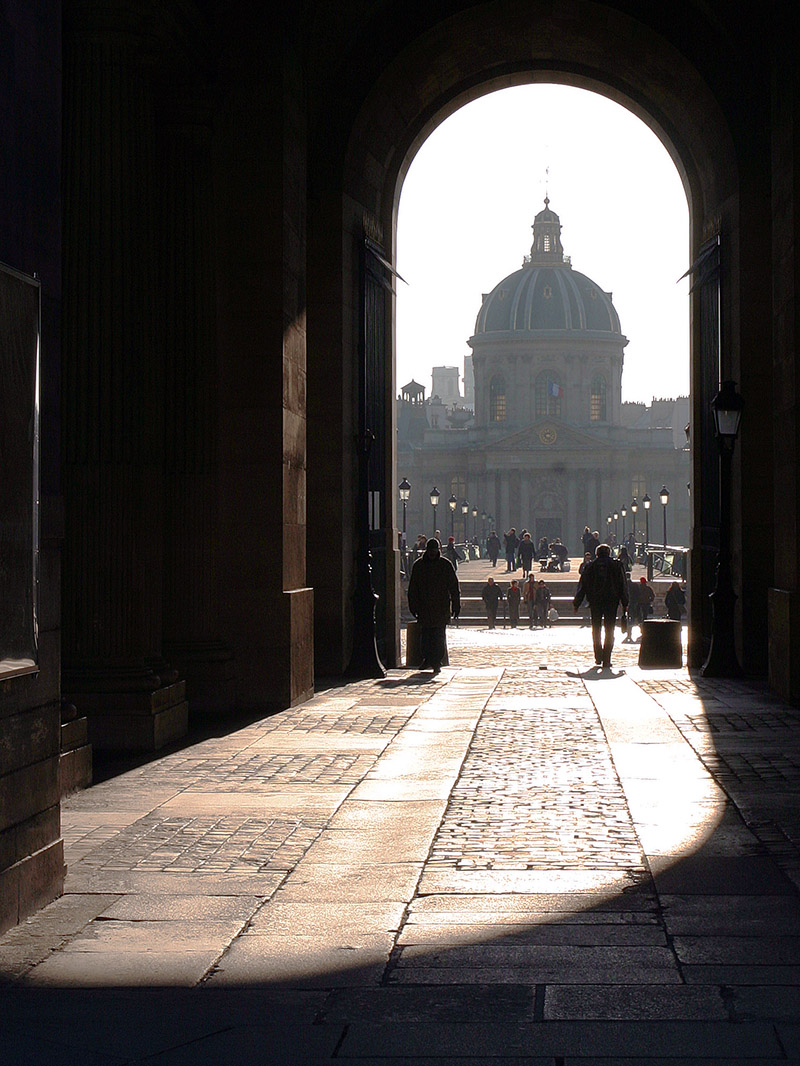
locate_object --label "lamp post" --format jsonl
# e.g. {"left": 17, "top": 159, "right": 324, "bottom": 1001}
{"left": 660, "top": 486, "right": 670, "bottom": 550}
{"left": 430, "top": 486, "right": 439, "bottom": 537}
{"left": 461, "top": 499, "right": 469, "bottom": 543}
{"left": 630, "top": 498, "right": 638, "bottom": 559}
{"left": 613, "top": 510, "right": 619, "bottom": 542}
{"left": 643, "top": 493, "right": 652, "bottom": 579}
{"left": 703, "top": 380, "right": 745, "bottom": 677}
{"left": 448, "top": 493, "right": 457, "bottom": 539}
{"left": 621, "top": 504, "right": 627, "bottom": 542}
{"left": 481, "top": 510, "right": 487, "bottom": 542}
{"left": 607, "top": 514, "right": 612, "bottom": 542}
{"left": 399, "top": 478, "right": 410, "bottom": 548}
{"left": 471, "top": 506, "right": 478, "bottom": 542}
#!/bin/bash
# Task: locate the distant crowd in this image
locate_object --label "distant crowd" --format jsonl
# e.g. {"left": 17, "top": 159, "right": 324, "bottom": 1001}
{"left": 405, "top": 523, "right": 686, "bottom": 673}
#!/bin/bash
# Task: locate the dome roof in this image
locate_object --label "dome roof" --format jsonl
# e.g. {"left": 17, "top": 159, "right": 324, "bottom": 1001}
{"left": 473, "top": 264, "right": 622, "bottom": 335}
{"left": 471, "top": 200, "right": 624, "bottom": 338}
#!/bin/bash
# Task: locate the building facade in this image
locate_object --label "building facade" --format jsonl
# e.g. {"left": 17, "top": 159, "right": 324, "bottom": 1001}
{"left": 398, "top": 202, "right": 691, "bottom": 552}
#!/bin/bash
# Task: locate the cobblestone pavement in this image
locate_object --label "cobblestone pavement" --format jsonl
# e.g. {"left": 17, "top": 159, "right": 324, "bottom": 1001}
{"left": 2, "top": 626, "right": 800, "bottom": 1063}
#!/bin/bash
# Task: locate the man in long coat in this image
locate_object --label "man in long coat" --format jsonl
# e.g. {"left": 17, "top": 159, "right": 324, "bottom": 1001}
{"left": 407, "top": 538, "right": 460, "bottom": 674}
{"left": 573, "top": 543, "right": 629, "bottom": 669}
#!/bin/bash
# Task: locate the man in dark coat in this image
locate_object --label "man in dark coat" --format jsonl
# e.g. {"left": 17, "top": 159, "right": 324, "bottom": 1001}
{"left": 481, "top": 576, "right": 504, "bottom": 628}
{"left": 407, "top": 538, "right": 460, "bottom": 674}
{"left": 573, "top": 543, "right": 629, "bottom": 669}
{"left": 486, "top": 531, "right": 501, "bottom": 566}
{"left": 503, "top": 528, "right": 519, "bottom": 571}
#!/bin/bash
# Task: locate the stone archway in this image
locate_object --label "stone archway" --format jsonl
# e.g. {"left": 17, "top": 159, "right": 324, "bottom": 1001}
{"left": 307, "top": 0, "right": 773, "bottom": 676}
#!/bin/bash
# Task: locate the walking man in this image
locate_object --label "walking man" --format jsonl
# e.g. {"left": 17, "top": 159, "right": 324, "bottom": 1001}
{"left": 507, "top": 579, "right": 521, "bottom": 627}
{"left": 573, "top": 543, "right": 628, "bottom": 669}
{"left": 504, "top": 528, "right": 519, "bottom": 571}
{"left": 481, "top": 576, "right": 504, "bottom": 629}
{"left": 407, "top": 538, "right": 460, "bottom": 674}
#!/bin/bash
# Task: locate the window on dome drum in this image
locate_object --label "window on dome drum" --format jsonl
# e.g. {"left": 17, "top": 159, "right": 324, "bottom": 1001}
{"left": 632, "top": 475, "right": 647, "bottom": 499}
{"left": 590, "top": 376, "right": 607, "bottom": 421}
{"left": 535, "top": 374, "right": 562, "bottom": 418}
{"left": 489, "top": 376, "right": 506, "bottom": 422}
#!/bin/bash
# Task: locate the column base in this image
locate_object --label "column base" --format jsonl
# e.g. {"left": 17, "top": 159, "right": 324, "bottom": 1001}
{"left": 66, "top": 682, "right": 188, "bottom": 753}
{"left": 163, "top": 641, "right": 237, "bottom": 716}
{"left": 60, "top": 701, "right": 92, "bottom": 796}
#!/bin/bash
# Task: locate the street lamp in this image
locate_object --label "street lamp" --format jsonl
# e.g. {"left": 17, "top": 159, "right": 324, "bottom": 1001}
{"left": 613, "top": 510, "right": 619, "bottom": 542}
{"left": 659, "top": 486, "right": 670, "bottom": 550}
{"left": 642, "top": 493, "right": 652, "bottom": 578}
{"left": 481, "top": 510, "right": 487, "bottom": 541}
{"left": 620, "top": 504, "right": 627, "bottom": 542}
{"left": 607, "top": 514, "right": 612, "bottom": 541}
{"left": 429, "top": 486, "right": 439, "bottom": 536}
{"left": 471, "top": 506, "right": 478, "bottom": 541}
{"left": 398, "top": 478, "right": 410, "bottom": 549}
{"left": 630, "top": 498, "right": 638, "bottom": 558}
{"left": 703, "top": 380, "right": 745, "bottom": 677}
{"left": 448, "top": 493, "right": 457, "bottom": 539}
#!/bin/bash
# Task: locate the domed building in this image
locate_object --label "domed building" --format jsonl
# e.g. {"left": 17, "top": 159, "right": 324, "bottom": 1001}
{"left": 397, "top": 200, "right": 690, "bottom": 552}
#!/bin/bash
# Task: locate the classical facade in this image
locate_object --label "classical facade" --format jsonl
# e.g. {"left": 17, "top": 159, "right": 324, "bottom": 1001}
{"left": 2, "top": 0, "right": 800, "bottom": 933}
{"left": 398, "top": 202, "right": 691, "bottom": 552}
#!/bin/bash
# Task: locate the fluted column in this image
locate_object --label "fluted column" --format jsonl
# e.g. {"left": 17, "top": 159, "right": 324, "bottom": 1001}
{"left": 159, "top": 105, "right": 235, "bottom": 712}
{"left": 61, "top": 2, "right": 187, "bottom": 750}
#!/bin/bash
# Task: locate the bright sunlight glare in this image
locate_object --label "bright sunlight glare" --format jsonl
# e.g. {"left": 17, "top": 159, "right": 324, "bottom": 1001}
{"left": 397, "top": 85, "right": 690, "bottom": 406}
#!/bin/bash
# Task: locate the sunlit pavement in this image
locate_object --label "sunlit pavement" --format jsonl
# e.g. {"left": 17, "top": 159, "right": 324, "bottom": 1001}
{"left": 2, "top": 626, "right": 800, "bottom": 1064}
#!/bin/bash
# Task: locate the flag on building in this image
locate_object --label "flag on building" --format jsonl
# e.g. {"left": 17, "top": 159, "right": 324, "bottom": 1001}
{"left": 548, "top": 380, "right": 563, "bottom": 398}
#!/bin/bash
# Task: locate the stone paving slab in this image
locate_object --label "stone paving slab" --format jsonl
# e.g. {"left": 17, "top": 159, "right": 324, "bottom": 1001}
{"left": 336, "top": 1020, "right": 785, "bottom": 1058}
{"left": 2, "top": 628, "right": 800, "bottom": 1062}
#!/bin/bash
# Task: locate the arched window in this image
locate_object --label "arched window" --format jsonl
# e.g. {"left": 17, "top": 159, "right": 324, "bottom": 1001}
{"left": 535, "top": 373, "right": 563, "bottom": 418}
{"left": 590, "top": 376, "right": 607, "bottom": 421}
{"left": 489, "top": 376, "right": 506, "bottom": 422}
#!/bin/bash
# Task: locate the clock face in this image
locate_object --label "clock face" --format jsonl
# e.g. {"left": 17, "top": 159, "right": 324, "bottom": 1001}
{"left": 539, "top": 425, "right": 557, "bottom": 445}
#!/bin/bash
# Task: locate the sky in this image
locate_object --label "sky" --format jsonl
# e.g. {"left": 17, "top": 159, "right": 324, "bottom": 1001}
{"left": 396, "top": 84, "right": 691, "bottom": 405}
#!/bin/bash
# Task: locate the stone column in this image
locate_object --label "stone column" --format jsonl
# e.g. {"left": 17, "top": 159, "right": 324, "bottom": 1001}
{"left": 158, "top": 105, "right": 235, "bottom": 714}
{"left": 61, "top": 3, "right": 187, "bottom": 750}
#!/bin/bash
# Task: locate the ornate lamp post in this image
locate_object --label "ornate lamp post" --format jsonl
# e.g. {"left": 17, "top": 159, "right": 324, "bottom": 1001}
{"left": 703, "top": 380, "right": 745, "bottom": 677}
{"left": 643, "top": 493, "right": 652, "bottom": 579}
{"left": 429, "top": 486, "right": 439, "bottom": 537}
{"left": 607, "top": 514, "right": 612, "bottom": 542}
{"left": 660, "top": 486, "right": 670, "bottom": 550}
{"left": 399, "top": 478, "right": 410, "bottom": 548}
{"left": 461, "top": 499, "right": 469, "bottom": 543}
{"left": 613, "top": 510, "right": 619, "bottom": 542}
{"left": 448, "top": 493, "right": 457, "bottom": 539}
{"left": 471, "top": 506, "right": 478, "bottom": 541}
{"left": 621, "top": 504, "right": 627, "bottom": 542}
{"left": 630, "top": 498, "right": 638, "bottom": 541}
{"left": 481, "top": 510, "right": 487, "bottom": 542}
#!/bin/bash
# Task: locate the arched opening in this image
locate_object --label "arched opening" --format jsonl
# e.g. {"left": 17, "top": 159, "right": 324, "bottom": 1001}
{"left": 394, "top": 83, "right": 691, "bottom": 640}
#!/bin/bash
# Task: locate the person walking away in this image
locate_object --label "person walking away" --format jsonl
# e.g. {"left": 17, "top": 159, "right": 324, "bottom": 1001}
{"left": 535, "top": 579, "right": 552, "bottom": 627}
{"left": 518, "top": 532, "right": 536, "bottom": 578}
{"left": 481, "top": 576, "right": 504, "bottom": 629}
{"left": 407, "top": 538, "right": 460, "bottom": 674}
{"left": 586, "top": 530, "right": 600, "bottom": 558}
{"left": 573, "top": 543, "right": 628, "bottom": 669}
{"left": 617, "top": 544, "right": 633, "bottom": 574}
{"left": 504, "top": 528, "right": 519, "bottom": 571}
{"left": 623, "top": 574, "right": 640, "bottom": 642}
{"left": 638, "top": 576, "right": 655, "bottom": 620}
{"left": 443, "top": 536, "right": 464, "bottom": 571}
{"left": 487, "top": 530, "right": 501, "bottom": 567}
{"left": 507, "top": 579, "right": 521, "bottom": 627}
{"left": 665, "top": 581, "right": 686, "bottom": 620}
{"left": 523, "top": 574, "right": 537, "bottom": 627}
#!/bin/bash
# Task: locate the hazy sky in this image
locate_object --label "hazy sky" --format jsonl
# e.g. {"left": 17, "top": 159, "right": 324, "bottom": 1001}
{"left": 396, "top": 84, "right": 690, "bottom": 405}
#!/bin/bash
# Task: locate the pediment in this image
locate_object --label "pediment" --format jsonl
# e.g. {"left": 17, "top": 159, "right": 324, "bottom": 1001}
{"left": 490, "top": 419, "right": 615, "bottom": 452}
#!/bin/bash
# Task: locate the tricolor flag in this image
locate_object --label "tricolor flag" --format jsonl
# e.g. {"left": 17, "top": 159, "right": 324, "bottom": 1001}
{"left": 548, "top": 380, "right": 563, "bottom": 399}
